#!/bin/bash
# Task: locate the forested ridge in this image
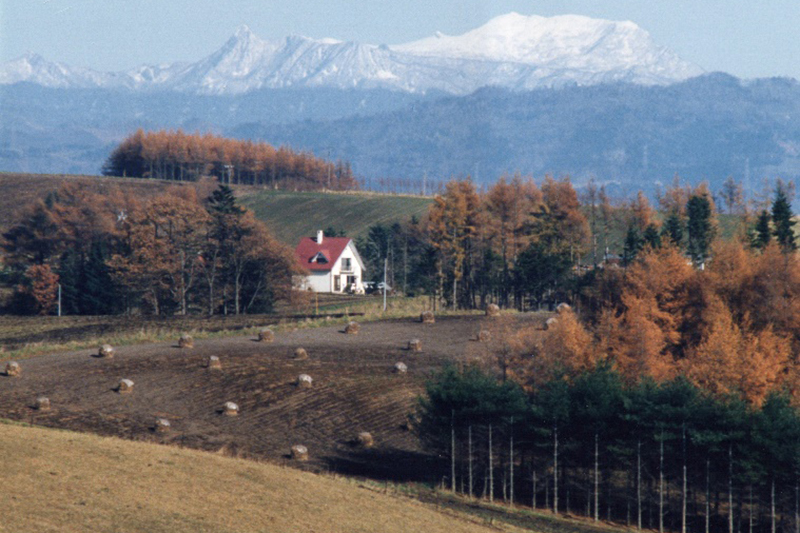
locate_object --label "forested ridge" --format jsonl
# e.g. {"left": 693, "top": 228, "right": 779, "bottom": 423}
{"left": 102, "top": 129, "right": 358, "bottom": 191}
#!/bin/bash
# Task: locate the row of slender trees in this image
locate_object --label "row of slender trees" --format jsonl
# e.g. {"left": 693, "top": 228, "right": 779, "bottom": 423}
{"left": 2, "top": 182, "right": 300, "bottom": 315}
{"left": 419, "top": 365, "right": 800, "bottom": 533}
{"left": 102, "top": 129, "right": 358, "bottom": 191}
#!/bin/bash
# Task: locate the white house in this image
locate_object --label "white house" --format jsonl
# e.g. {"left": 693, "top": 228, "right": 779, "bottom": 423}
{"left": 294, "top": 230, "right": 366, "bottom": 293}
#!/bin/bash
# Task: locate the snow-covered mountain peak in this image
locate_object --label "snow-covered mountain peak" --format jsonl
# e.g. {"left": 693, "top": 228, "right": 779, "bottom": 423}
{"left": 0, "top": 13, "right": 703, "bottom": 94}
{"left": 394, "top": 12, "right": 674, "bottom": 66}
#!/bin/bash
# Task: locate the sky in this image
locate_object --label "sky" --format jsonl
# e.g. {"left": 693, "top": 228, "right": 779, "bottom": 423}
{"left": 1, "top": 0, "right": 798, "bottom": 80}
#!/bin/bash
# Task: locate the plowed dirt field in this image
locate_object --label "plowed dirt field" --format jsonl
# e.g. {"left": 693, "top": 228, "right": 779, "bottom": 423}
{"left": 0, "top": 315, "right": 545, "bottom": 482}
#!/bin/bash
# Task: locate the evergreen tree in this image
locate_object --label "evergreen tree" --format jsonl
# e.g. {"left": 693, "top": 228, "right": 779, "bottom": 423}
{"left": 753, "top": 209, "right": 772, "bottom": 250}
{"left": 686, "top": 194, "right": 714, "bottom": 267}
{"left": 622, "top": 226, "right": 643, "bottom": 266}
{"left": 771, "top": 189, "right": 796, "bottom": 252}
{"left": 643, "top": 223, "right": 662, "bottom": 249}
{"left": 661, "top": 211, "right": 684, "bottom": 248}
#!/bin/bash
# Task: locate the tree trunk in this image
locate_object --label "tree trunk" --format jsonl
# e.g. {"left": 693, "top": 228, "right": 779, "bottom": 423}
{"left": 772, "top": 479, "right": 776, "bottom": 533}
{"left": 489, "top": 423, "right": 494, "bottom": 503}
{"left": 682, "top": 426, "right": 687, "bottom": 533}
{"left": 638, "top": 440, "right": 642, "bottom": 531}
{"left": 659, "top": 437, "right": 664, "bottom": 533}
{"left": 509, "top": 419, "right": 515, "bottom": 506}
{"left": 554, "top": 423, "right": 559, "bottom": 514}
{"left": 706, "top": 458, "right": 711, "bottom": 533}
{"left": 451, "top": 410, "right": 456, "bottom": 492}
{"left": 729, "top": 443, "right": 734, "bottom": 533}
{"left": 595, "top": 433, "right": 600, "bottom": 522}
{"left": 468, "top": 425, "right": 473, "bottom": 498}
{"left": 532, "top": 470, "right": 537, "bottom": 509}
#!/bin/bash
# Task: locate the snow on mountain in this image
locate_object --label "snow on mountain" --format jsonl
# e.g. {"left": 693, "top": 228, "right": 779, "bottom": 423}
{"left": 393, "top": 12, "right": 703, "bottom": 85}
{"left": 0, "top": 14, "right": 703, "bottom": 95}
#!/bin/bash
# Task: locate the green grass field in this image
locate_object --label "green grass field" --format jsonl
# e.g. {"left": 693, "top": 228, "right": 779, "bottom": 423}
{"left": 239, "top": 189, "right": 432, "bottom": 244}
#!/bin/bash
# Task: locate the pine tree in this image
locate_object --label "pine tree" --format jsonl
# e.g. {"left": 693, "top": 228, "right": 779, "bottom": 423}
{"left": 753, "top": 210, "right": 772, "bottom": 249}
{"left": 686, "top": 194, "right": 714, "bottom": 267}
{"left": 771, "top": 189, "right": 796, "bottom": 252}
{"left": 661, "top": 211, "right": 684, "bottom": 248}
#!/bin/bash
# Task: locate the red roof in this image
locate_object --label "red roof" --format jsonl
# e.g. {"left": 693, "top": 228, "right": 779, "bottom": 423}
{"left": 295, "top": 236, "right": 351, "bottom": 272}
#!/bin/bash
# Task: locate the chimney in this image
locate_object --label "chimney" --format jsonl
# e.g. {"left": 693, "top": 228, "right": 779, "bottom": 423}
{"left": 317, "top": 230, "right": 323, "bottom": 244}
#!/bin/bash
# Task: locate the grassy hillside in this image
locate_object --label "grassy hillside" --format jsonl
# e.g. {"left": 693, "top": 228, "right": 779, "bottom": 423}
{"left": 239, "top": 189, "right": 432, "bottom": 245}
{"left": 0, "top": 421, "right": 526, "bottom": 533}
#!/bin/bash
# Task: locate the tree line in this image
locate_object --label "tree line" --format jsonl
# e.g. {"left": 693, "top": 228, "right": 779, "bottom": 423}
{"left": 1, "top": 181, "right": 301, "bottom": 316}
{"left": 102, "top": 129, "right": 358, "bottom": 191}
{"left": 419, "top": 364, "right": 800, "bottom": 533}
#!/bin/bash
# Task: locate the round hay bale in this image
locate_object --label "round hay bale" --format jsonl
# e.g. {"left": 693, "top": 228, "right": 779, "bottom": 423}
{"left": 394, "top": 362, "right": 408, "bottom": 374}
{"left": 207, "top": 355, "right": 222, "bottom": 370}
{"left": 556, "top": 302, "right": 572, "bottom": 314}
{"left": 178, "top": 333, "right": 194, "bottom": 348}
{"left": 35, "top": 396, "right": 50, "bottom": 411}
{"left": 154, "top": 418, "right": 171, "bottom": 433}
{"left": 293, "top": 347, "right": 309, "bottom": 360}
{"left": 357, "top": 431, "right": 374, "bottom": 448}
{"left": 297, "top": 374, "right": 313, "bottom": 388}
{"left": 291, "top": 444, "right": 309, "bottom": 461}
{"left": 5, "top": 361, "right": 20, "bottom": 377}
{"left": 486, "top": 303, "right": 500, "bottom": 317}
{"left": 258, "top": 328, "right": 275, "bottom": 342}
{"left": 420, "top": 310, "right": 435, "bottom": 324}
{"left": 223, "top": 401, "right": 239, "bottom": 416}
{"left": 408, "top": 338, "right": 422, "bottom": 352}
{"left": 344, "top": 321, "right": 360, "bottom": 335}
{"left": 118, "top": 379, "right": 134, "bottom": 394}
{"left": 477, "top": 329, "right": 491, "bottom": 342}
{"left": 98, "top": 344, "right": 115, "bottom": 359}
{"left": 544, "top": 317, "right": 559, "bottom": 330}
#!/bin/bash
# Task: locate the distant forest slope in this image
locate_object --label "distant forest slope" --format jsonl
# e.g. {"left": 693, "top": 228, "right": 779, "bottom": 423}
{"left": 0, "top": 172, "right": 183, "bottom": 231}
{"left": 239, "top": 189, "right": 432, "bottom": 245}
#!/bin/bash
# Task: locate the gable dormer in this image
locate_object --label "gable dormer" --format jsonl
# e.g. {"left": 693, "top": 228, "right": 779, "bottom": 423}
{"left": 310, "top": 252, "right": 329, "bottom": 264}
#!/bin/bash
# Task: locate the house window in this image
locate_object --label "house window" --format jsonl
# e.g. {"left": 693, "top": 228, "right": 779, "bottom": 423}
{"left": 347, "top": 275, "right": 356, "bottom": 287}
{"left": 342, "top": 258, "right": 352, "bottom": 272}
{"left": 334, "top": 276, "right": 341, "bottom": 291}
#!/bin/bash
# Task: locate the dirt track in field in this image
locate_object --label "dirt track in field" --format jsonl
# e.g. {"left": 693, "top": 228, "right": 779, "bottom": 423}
{"left": 0, "top": 315, "right": 546, "bottom": 482}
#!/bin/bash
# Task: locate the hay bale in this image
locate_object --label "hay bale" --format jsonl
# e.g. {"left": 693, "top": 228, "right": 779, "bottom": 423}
{"left": 291, "top": 444, "right": 309, "bottom": 461}
{"left": 98, "top": 344, "right": 115, "bottom": 358}
{"left": 544, "top": 317, "right": 559, "bottom": 330}
{"left": 408, "top": 338, "right": 422, "bottom": 352}
{"left": 420, "top": 310, "right": 435, "bottom": 324}
{"left": 178, "top": 333, "right": 194, "bottom": 348}
{"left": 344, "top": 321, "right": 360, "bottom": 335}
{"left": 357, "top": 431, "right": 374, "bottom": 448}
{"left": 394, "top": 362, "right": 408, "bottom": 374}
{"left": 556, "top": 302, "right": 572, "bottom": 314}
{"left": 118, "top": 379, "right": 134, "bottom": 394}
{"left": 223, "top": 401, "right": 239, "bottom": 416}
{"left": 477, "top": 329, "right": 491, "bottom": 342}
{"left": 293, "top": 347, "right": 309, "bottom": 360}
{"left": 5, "top": 361, "right": 20, "bottom": 377}
{"left": 258, "top": 328, "right": 275, "bottom": 342}
{"left": 207, "top": 355, "right": 222, "bottom": 370}
{"left": 297, "top": 374, "right": 313, "bottom": 388}
{"left": 486, "top": 303, "right": 500, "bottom": 317}
{"left": 35, "top": 396, "right": 50, "bottom": 411}
{"left": 154, "top": 418, "right": 171, "bottom": 433}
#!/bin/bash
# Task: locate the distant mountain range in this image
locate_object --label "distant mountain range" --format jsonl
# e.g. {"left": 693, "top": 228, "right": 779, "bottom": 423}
{"left": 0, "top": 13, "right": 702, "bottom": 95}
{"left": 2, "top": 13, "right": 799, "bottom": 196}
